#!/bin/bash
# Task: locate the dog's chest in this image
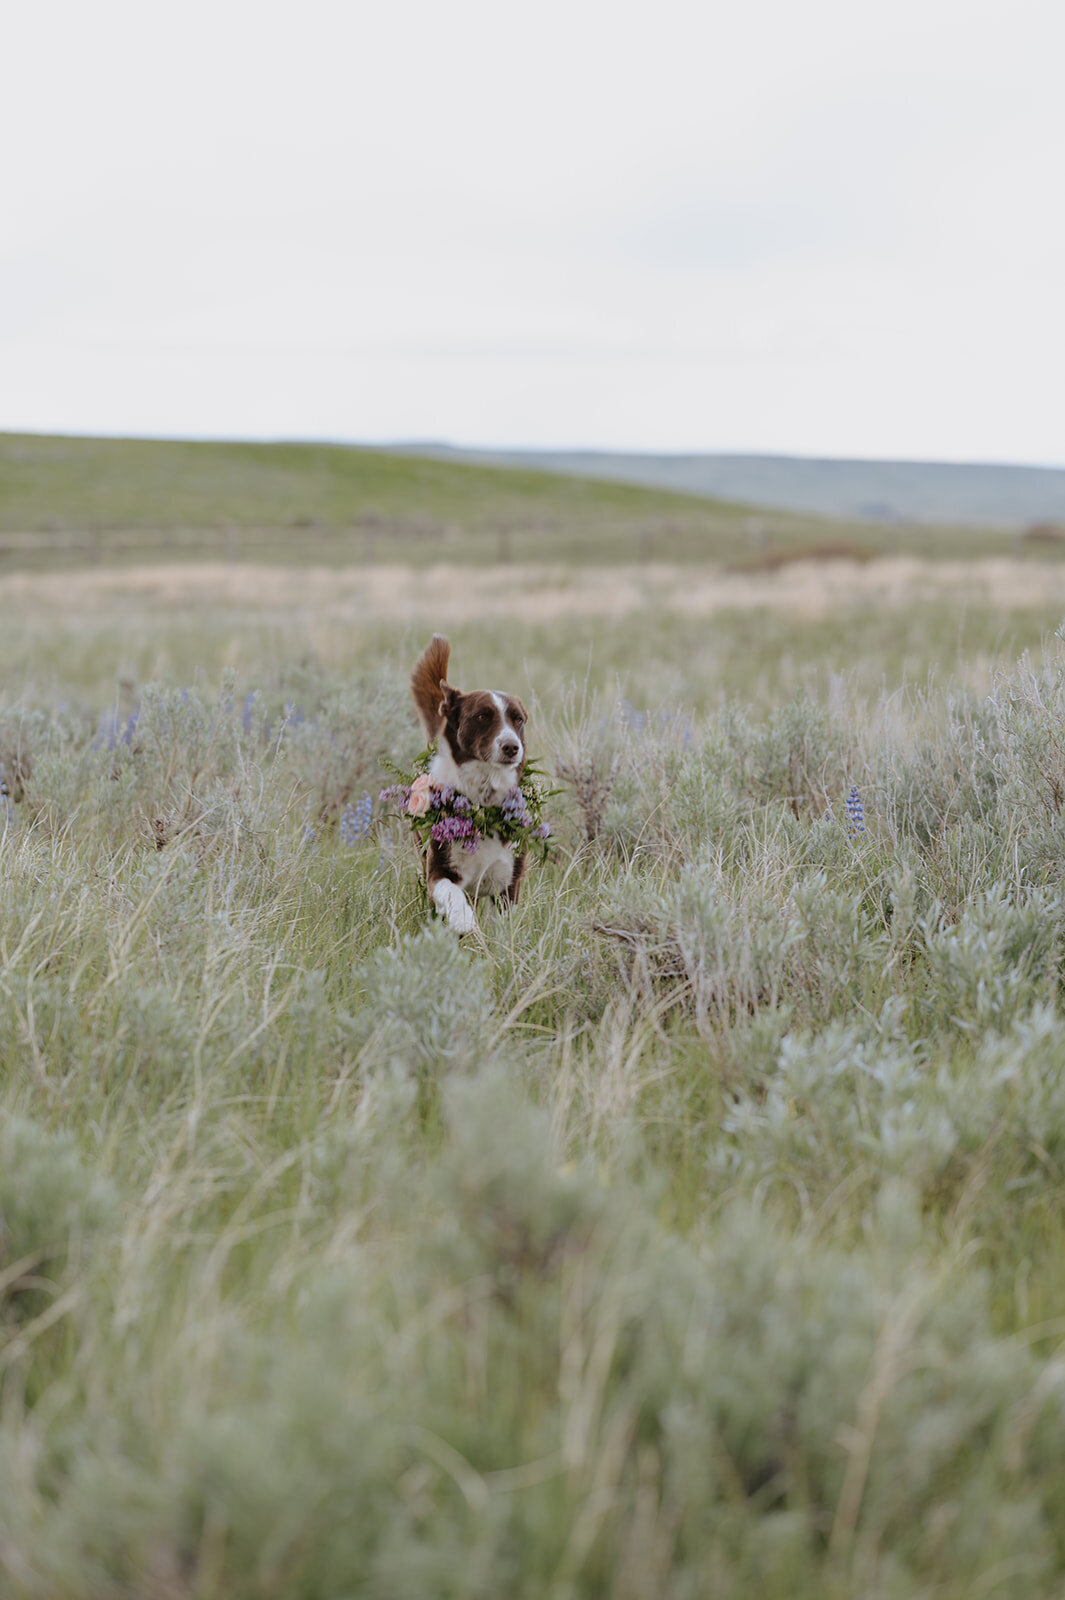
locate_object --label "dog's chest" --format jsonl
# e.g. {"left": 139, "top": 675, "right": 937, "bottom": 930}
{"left": 444, "top": 838, "right": 511, "bottom": 902}
{"left": 428, "top": 746, "right": 521, "bottom": 898}
{"left": 453, "top": 833, "right": 516, "bottom": 897}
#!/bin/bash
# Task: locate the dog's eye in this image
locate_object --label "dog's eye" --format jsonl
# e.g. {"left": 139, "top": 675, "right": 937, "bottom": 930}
{"left": 512, "top": 713, "right": 525, "bottom": 728}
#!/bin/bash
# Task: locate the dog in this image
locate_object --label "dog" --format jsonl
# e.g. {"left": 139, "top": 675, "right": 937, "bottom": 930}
{"left": 410, "top": 633, "right": 529, "bottom": 933}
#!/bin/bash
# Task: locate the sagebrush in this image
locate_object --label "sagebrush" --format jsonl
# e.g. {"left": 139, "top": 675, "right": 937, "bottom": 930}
{"left": 5, "top": 627, "right": 1065, "bottom": 1597}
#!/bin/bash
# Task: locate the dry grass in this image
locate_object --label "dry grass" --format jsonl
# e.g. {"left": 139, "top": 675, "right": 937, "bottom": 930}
{"left": 6, "top": 555, "right": 1065, "bottom": 626}
{"left": 727, "top": 538, "right": 876, "bottom": 572}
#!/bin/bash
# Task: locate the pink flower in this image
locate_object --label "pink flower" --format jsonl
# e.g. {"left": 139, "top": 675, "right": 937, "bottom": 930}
{"left": 406, "top": 773, "right": 432, "bottom": 817}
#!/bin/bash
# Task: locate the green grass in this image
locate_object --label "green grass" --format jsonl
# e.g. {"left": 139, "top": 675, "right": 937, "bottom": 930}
{"left": 5, "top": 581, "right": 1065, "bottom": 1595}
{"left": 0, "top": 431, "right": 1020, "bottom": 567}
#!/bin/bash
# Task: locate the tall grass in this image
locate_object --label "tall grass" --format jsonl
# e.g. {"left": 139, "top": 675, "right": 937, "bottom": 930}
{"left": 4, "top": 612, "right": 1065, "bottom": 1595}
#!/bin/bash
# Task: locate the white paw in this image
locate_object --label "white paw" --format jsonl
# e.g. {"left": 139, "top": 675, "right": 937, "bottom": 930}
{"left": 448, "top": 900, "right": 477, "bottom": 935}
{"left": 432, "top": 879, "right": 477, "bottom": 934}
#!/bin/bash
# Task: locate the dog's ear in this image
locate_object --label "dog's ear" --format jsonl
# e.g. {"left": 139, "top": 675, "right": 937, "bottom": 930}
{"left": 411, "top": 633, "right": 457, "bottom": 739}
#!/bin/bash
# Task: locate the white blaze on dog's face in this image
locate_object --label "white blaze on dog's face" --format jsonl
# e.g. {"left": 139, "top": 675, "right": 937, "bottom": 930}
{"left": 488, "top": 693, "right": 525, "bottom": 768}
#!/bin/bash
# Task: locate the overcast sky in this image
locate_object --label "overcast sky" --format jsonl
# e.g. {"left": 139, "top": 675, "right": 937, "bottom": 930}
{"left": 3, "top": 0, "right": 1064, "bottom": 462}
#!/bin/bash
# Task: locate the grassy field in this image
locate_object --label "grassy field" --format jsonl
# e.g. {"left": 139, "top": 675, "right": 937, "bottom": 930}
{"left": 0, "top": 432, "right": 1025, "bottom": 567}
{"left": 4, "top": 447, "right": 1065, "bottom": 1595}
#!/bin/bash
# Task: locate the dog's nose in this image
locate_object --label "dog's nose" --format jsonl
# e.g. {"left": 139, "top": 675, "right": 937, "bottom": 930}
{"left": 500, "top": 739, "right": 520, "bottom": 762}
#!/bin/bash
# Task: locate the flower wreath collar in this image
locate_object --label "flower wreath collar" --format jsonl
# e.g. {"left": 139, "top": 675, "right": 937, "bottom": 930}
{"left": 381, "top": 745, "right": 553, "bottom": 858}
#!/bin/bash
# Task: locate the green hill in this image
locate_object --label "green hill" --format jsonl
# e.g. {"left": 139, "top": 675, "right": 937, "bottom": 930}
{"left": 0, "top": 432, "right": 1011, "bottom": 569}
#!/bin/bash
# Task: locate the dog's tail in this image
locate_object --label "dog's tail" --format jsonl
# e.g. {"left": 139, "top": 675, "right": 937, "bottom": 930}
{"left": 411, "top": 634, "right": 453, "bottom": 739}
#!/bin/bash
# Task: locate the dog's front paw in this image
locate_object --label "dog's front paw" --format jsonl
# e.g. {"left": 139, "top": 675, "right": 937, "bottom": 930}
{"left": 447, "top": 900, "right": 477, "bottom": 935}
{"left": 431, "top": 879, "right": 477, "bottom": 935}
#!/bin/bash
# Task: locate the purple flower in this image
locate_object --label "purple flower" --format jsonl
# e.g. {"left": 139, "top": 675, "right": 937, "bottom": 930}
{"left": 501, "top": 787, "right": 531, "bottom": 825}
{"left": 93, "top": 709, "right": 120, "bottom": 750}
{"left": 431, "top": 815, "right": 476, "bottom": 844}
{"left": 340, "top": 793, "right": 373, "bottom": 845}
{"left": 845, "top": 786, "right": 865, "bottom": 836}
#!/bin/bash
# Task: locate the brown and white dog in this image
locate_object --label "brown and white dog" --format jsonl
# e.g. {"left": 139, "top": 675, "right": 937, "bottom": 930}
{"left": 410, "top": 633, "right": 529, "bottom": 933}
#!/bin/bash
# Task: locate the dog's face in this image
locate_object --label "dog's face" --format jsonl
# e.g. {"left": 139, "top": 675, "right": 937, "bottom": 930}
{"left": 443, "top": 689, "right": 527, "bottom": 773}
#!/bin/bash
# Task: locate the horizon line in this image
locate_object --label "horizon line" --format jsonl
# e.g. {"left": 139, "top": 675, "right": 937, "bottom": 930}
{"left": 4, "top": 426, "right": 1065, "bottom": 475}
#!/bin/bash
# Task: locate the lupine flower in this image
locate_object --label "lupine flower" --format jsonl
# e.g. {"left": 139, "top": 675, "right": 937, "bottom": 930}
{"left": 340, "top": 792, "right": 374, "bottom": 846}
{"left": 93, "top": 708, "right": 138, "bottom": 751}
{"left": 241, "top": 691, "right": 256, "bottom": 734}
{"left": 302, "top": 824, "right": 317, "bottom": 850}
{"left": 845, "top": 786, "right": 865, "bottom": 836}
{"left": 93, "top": 710, "right": 119, "bottom": 750}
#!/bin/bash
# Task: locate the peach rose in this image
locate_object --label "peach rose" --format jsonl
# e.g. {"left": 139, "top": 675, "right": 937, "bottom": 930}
{"left": 406, "top": 773, "right": 432, "bottom": 817}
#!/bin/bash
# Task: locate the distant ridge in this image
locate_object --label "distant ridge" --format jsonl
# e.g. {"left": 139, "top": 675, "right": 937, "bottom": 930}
{"left": 390, "top": 446, "right": 1065, "bottom": 529}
